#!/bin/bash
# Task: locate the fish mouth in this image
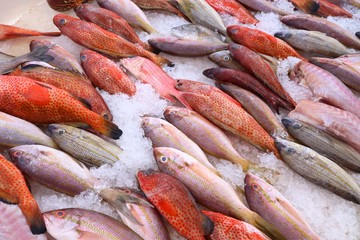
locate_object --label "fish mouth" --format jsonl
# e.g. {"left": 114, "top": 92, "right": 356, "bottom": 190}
{"left": 281, "top": 117, "right": 293, "bottom": 128}
{"left": 47, "top": 124, "right": 59, "bottom": 134}
{"left": 274, "top": 140, "right": 286, "bottom": 151}
{"left": 274, "top": 32, "right": 291, "bottom": 39}
{"left": 202, "top": 68, "right": 215, "bottom": 79}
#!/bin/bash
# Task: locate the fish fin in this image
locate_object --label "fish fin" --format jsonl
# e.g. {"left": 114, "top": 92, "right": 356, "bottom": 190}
{"left": 251, "top": 212, "right": 286, "bottom": 240}
{"left": 19, "top": 199, "right": 46, "bottom": 235}
{"left": 78, "top": 230, "right": 106, "bottom": 240}
{"left": 28, "top": 45, "right": 54, "bottom": 63}
{"left": 0, "top": 191, "right": 18, "bottom": 205}
{"left": 95, "top": 118, "right": 123, "bottom": 139}
{"left": 173, "top": 92, "right": 192, "bottom": 110}
{"left": 151, "top": 55, "right": 174, "bottom": 67}
{"left": 73, "top": 96, "right": 92, "bottom": 110}
{"left": 134, "top": 15, "right": 157, "bottom": 34}
{"left": 304, "top": 0, "right": 320, "bottom": 14}
{"left": 200, "top": 213, "right": 214, "bottom": 236}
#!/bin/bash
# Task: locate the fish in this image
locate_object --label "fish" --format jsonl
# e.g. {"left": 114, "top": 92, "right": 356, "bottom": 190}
{"left": 10, "top": 63, "right": 112, "bottom": 120}
{"left": 244, "top": 173, "right": 320, "bottom": 240}
{"left": 227, "top": 25, "right": 304, "bottom": 60}
{"left": 357, "top": 32, "right": 360, "bottom": 39}
{"left": 96, "top": 0, "right": 157, "bottom": 33}
{"left": 236, "top": 0, "right": 291, "bottom": 15}
{"left": 289, "top": 0, "right": 352, "bottom": 17}
{"left": 310, "top": 55, "right": 360, "bottom": 92}
{"left": 280, "top": 14, "right": 360, "bottom": 50}
{"left": 131, "top": 0, "right": 187, "bottom": 18}
{"left": 164, "top": 106, "right": 251, "bottom": 170}
{"left": 203, "top": 68, "right": 293, "bottom": 112}
{"left": 289, "top": 100, "right": 360, "bottom": 153}
{"left": 171, "top": 24, "right": 224, "bottom": 43}
{"left": 9, "top": 145, "right": 151, "bottom": 223}
{"left": 115, "top": 188, "right": 171, "bottom": 240}
{"left": 0, "top": 203, "right": 47, "bottom": 240}
{"left": 175, "top": 79, "right": 281, "bottom": 158}
{"left": 208, "top": 51, "right": 246, "bottom": 71}
{"left": 202, "top": 210, "right": 271, "bottom": 240}
{"left": 148, "top": 37, "right": 228, "bottom": 56}
{"left": 48, "top": 124, "right": 122, "bottom": 167}
{"left": 228, "top": 43, "right": 297, "bottom": 108}
{"left": 0, "top": 24, "right": 60, "bottom": 40}
{"left": 46, "top": 0, "right": 85, "bottom": 12}
{"left": 29, "top": 39, "right": 85, "bottom": 75}
{"left": 0, "top": 76, "right": 122, "bottom": 139}
{"left": 275, "top": 138, "right": 360, "bottom": 204}
{"left": 282, "top": 117, "right": 360, "bottom": 172}
{"left": 347, "top": 0, "right": 360, "bottom": 7}
{"left": 204, "top": 0, "right": 258, "bottom": 24}
{"left": 80, "top": 49, "right": 136, "bottom": 96}
{"left": 0, "top": 154, "right": 46, "bottom": 235}
{"left": 290, "top": 61, "right": 360, "bottom": 118}
{"left": 154, "top": 147, "right": 285, "bottom": 240}
{"left": 75, "top": 3, "right": 153, "bottom": 52}
{"left": 217, "top": 82, "right": 290, "bottom": 139}
{"left": 137, "top": 170, "right": 215, "bottom": 240}
{"left": 173, "top": 0, "right": 227, "bottom": 34}
{"left": 120, "top": 56, "right": 190, "bottom": 108}
{"left": 0, "top": 45, "right": 53, "bottom": 75}
{"left": 288, "top": 0, "right": 320, "bottom": 14}
{"left": 53, "top": 14, "right": 172, "bottom": 67}
{"left": 43, "top": 208, "right": 142, "bottom": 239}
{"left": 141, "top": 117, "right": 220, "bottom": 174}
{"left": 274, "top": 30, "right": 350, "bottom": 58}
{"left": 0, "top": 111, "right": 57, "bottom": 148}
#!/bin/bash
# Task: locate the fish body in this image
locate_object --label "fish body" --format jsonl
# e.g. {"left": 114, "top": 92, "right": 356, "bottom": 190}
{"left": 0, "top": 76, "right": 122, "bottom": 139}
{"left": 282, "top": 117, "right": 360, "bottom": 172}
{"left": 202, "top": 210, "right": 271, "bottom": 240}
{"left": 43, "top": 208, "right": 142, "bottom": 240}
{"left": 154, "top": 147, "right": 285, "bottom": 240}
{"left": 0, "top": 154, "right": 46, "bottom": 235}
{"left": 80, "top": 49, "right": 136, "bottom": 95}
{"left": 171, "top": 24, "right": 224, "bottom": 43}
{"left": 116, "top": 188, "right": 171, "bottom": 240}
{"left": 96, "top": 0, "right": 157, "bottom": 33}
{"left": 227, "top": 25, "right": 304, "bottom": 60}
{"left": 280, "top": 14, "right": 360, "bottom": 50}
{"left": 310, "top": 55, "right": 360, "bottom": 91}
{"left": 10, "top": 64, "right": 112, "bottom": 120}
{"left": 228, "top": 43, "right": 297, "bottom": 108}
{"left": 141, "top": 117, "right": 219, "bottom": 174}
{"left": 317, "top": 0, "right": 352, "bottom": 18}
{"left": 276, "top": 138, "right": 360, "bottom": 204}
{"left": 120, "top": 56, "right": 189, "bottom": 108}
{"left": 30, "top": 39, "right": 85, "bottom": 75}
{"left": 288, "top": 100, "right": 360, "bottom": 153}
{"left": 173, "top": 0, "right": 227, "bottom": 34}
{"left": 164, "top": 106, "right": 250, "bottom": 169}
{"left": 245, "top": 173, "right": 320, "bottom": 240}
{"left": 175, "top": 80, "right": 280, "bottom": 158}
{"left": 236, "top": 0, "right": 291, "bottom": 15}
{"left": 148, "top": 37, "right": 228, "bottom": 56}
{"left": 205, "top": 0, "right": 258, "bottom": 24}
{"left": 75, "top": 4, "right": 152, "bottom": 51}
{"left": 48, "top": 124, "right": 122, "bottom": 167}
{"left": 208, "top": 51, "right": 246, "bottom": 71}
{"left": 291, "top": 61, "right": 360, "bottom": 118}
{"left": 0, "top": 111, "right": 57, "bottom": 148}
{"left": 132, "top": 0, "right": 186, "bottom": 18}
{"left": 217, "top": 82, "right": 289, "bottom": 139}
{"left": 274, "top": 30, "right": 350, "bottom": 58}
{"left": 53, "top": 14, "right": 171, "bottom": 67}
{"left": 137, "top": 170, "right": 214, "bottom": 240}
{"left": 0, "top": 24, "right": 60, "bottom": 40}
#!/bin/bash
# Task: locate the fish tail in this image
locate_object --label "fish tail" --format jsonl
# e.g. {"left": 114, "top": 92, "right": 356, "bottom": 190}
{"left": 91, "top": 116, "right": 123, "bottom": 140}
{"left": 250, "top": 212, "right": 285, "bottom": 240}
{"left": 231, "top": 155, "right": 250, "bottom": 172}
{"left": 148, "top": 53, "right": 174, "bottom": 67}
{"left": 293, "top": 0, "right": 320, "bottom": 14}
{"left": 19, "top": 198, "right": 46, "bottom": 235}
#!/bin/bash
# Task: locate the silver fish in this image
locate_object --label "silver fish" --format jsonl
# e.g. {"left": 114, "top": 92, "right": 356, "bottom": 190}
{"left": 237, "top": 0, "right": 291, "bottom": 15}
{"left": 171, "top": 24, "right": 224, "bottom": 43}
{"left": 208, "top": 50, "right": 246, "bottom": 71}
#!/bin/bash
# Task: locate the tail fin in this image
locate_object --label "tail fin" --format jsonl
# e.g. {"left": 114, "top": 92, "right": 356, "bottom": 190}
{"left": 292, "top": 0, "right": 319, "bottom": 14}
{"left": 172, "top": 91, "right": 193, "bottom": 110}
{"left": 93, "top": 117, "right": 123, "bottom": 140}
{"left": 231, "top": 155, "right": 250, "bottom": 172}
{"left": 150, "top": 54, "right": 174, "bottom": 67}
{"left": 19, "top": 199, "right": 46, "bottom": 235}
{"left": 28, "top": 45, "right": 54, "bottom": 63}
{"left": 251, "top": 212, "right": 285, "bottom": 240}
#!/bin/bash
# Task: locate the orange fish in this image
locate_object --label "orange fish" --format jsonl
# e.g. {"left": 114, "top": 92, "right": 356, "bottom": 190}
{"left": 137, "top": 170, "right": 214, "bottom": 240}
{"left": 202, "top": 210, "right": 271, "bottom": 240}
{"left": 227, "top": 25, "right": 304, "bottom": 60}
{"left": 53, "top": 14, "right": 172, "bottom": 67}
{"left": 175, "top": 79, "right": 280, "bottom": 158}
{"left": 131, "top": 0, "right": 187, "bottom": 19}
{"left": 0, "top": 75, "right": 122, "bottom": 139}
{"left": 10, "top": 64, "right": 112, "bottom": 120}
{"left": 205, "top": 0, "right": 258, "bottom": 24}
{"left": 80, "top": 49, "right": 136, "bottom": 96}
{"left": 229, "top": 43, "right": 297, "bottom": 109}
{"left": 290, "top": 0, "right": 352, "bottom": 17}
{"left": 0, "top": 24, "right": 60, "bottom": 40}
{"left": 0, "top": 154, "right": 46, "bottom": 235}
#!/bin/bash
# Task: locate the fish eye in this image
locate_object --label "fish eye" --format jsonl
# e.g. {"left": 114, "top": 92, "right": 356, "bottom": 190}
{"left": 58, "top": 129, "right": 65, "bottom": 135}
{"left": 293, "top": 123, "right": 301, "bottom": 129}
{"left": 12, "top": 150, "right": 22, "bottom": 158}
{"left": 59, "top": 19, "right": 66, "bottom": 26}
{"left": 124, "top": 189, "right": 131, "bottom": 194}
{"left": 252, "top": 184, "right": 260, "bottom": 191}
{"left": 287, "top": 148, "right": 295, "bottom": 154}
{"left": 55, "top": 211, "right": 66, "bottom": 218}
{"left": 223, "top": 55, "right": 230, "bottom": 61}
{"left": 160, "top": 156, "right": 168, "bottom": 162}
{"left": 80, "top": 54, "right": 87, "bottom": 62}
{"left": 103, "top": 113, "right": 109, "bottom": 120}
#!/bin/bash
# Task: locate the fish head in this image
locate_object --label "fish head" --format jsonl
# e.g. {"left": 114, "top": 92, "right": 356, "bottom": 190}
{"left": 245, "top": 173, "right": 277, "bottom": 206}
{"left": 228, "top": 43, "right": 246, "bottom": 57}
{"left": 9, "top": 145, "right": 41, "bottom": 169}
{"left": 281, "top": 117, "right": 302, "bottom": 130}
{"left": 43, "top": 209, "right": 80, "bottom": 240}
{"left": 74, "top": 3, "right": 93, "bottom": 17}
{"left": 120, "top": 57, "right": 144, "bottom": 78}
{"left": 175, "top": 79, "right": 210, "bottom": 94}
{"left": 79, "top": 49, "right": 94, "bottom": 66}
{"left": 48, "top": 124, "right": 74, "bottom": 139}
{"left": 226, "top": 25, "right": 242, "bottom": 38}
{"left": 141, "top": 117, "right": 162, "bottom": 132}
{"left": 202, "top": 68, "right": 220, "bottom": 79}
{"left": 136, "top": 169, "right": 161, "bottom": 193}
{"left": 163, "top": 106, "right": 189, "bottom": 123}
{"left": 274, "top": 31, "right": 292, "bottom": 40}
{"left": 53, "top": 14, "right": 77, "bottom": 30}
{"left": 275, "top": 138, "right": 297, "bottom": 157}
{"left": 153, "top": 147, "right": 185, "bottom": 174}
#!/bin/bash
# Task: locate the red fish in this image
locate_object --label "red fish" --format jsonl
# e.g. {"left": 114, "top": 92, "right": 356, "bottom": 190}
{"left": 227, "top": 25, "right": 304, "bottom": 60}
{"left": 175, "top": 79, "right": 280, "bottom": 158}
{"left": 53, "top": 14, "right": 172, "bottom": 66}
{"left": 80, "top": 49, "right": 136, "bottom": 96}
{"left": 137, "top": 170, "right": 214, "bottom": 240}
{"left": 0, "top": 24, "right": 60, "bottom": 40}
{"left": 202, "top": 210, "right": 271, "bottom": 240}
{"left": 0, "top": 154, "right": 46, "bottom": 235}
{"left": 290, "top": 0, "right": 352, "bottom": 17}
{"left": 205, "top": 0, "right": 258, "bottom": 24}
{"left": 0, "top": 76, "right": 122, "bottom": 139}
